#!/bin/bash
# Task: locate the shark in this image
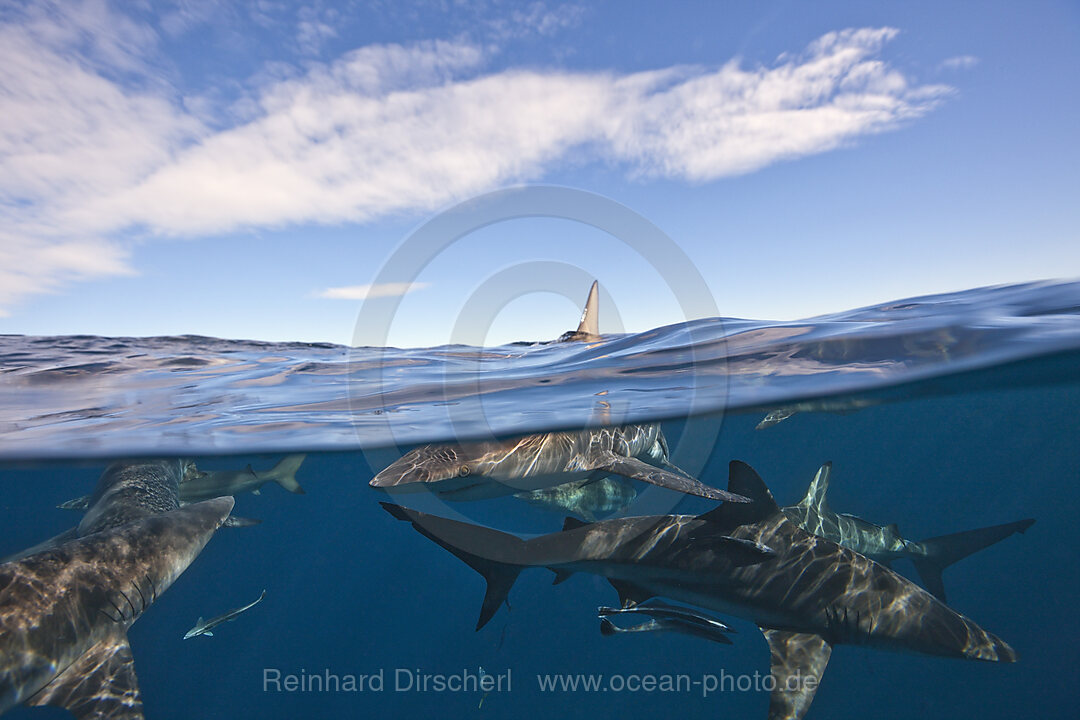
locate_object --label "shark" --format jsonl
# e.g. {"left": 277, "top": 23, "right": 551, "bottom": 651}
{"left": 183, "top": 589, "right": 267, "bottom": 639}
{"left": 179, "top": 454, "right": 306, "bottom": 502}
{"left": 782, "top": 462, "right": 1035, "bottom": 602}
{"left": 382, "top": 460, "right": 1015, "bottom": 720}
{"left": 599, "top": 601, "right": 736, "bottom": 644}
{"left": 5, "top": 459, "right": 195, "bottom": 564}
{"left": 57, "top": 454, "right": 306, "bottom": 514}
{"left": 514, "top": 476, "right": 637, "bottom": 521}
{"left": 0, "top": 496, "right": 235, "bottom": 718}
{"left": 554, "top": 280, "right": 601, "bottom": 342}
{"left": 370, "top": 423, "right": 747, "bottom": 503}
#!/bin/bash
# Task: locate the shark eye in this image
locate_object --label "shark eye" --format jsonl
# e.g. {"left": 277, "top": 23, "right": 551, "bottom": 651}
{"left": 458, "top": 465, "right": 471, "bottom": 477}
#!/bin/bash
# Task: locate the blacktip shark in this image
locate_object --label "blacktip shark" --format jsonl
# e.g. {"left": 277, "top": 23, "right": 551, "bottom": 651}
{"left": 5, "top": 459, "right": 195, "bottom": 564}
{"left": 782, "top": 462, "right": 1035, "bottom": 602}
{"left": 514, "top": 476, "right": 637, "bottom": 521}
{"left": 0, "top": 483, "right": 234, "bottom": 718}
{"left": 370, "top": 423, "right": 747, "bottom": 503}
{"left": 555, "top": 280, "right": 601, "bottom": 343}
{"left": 58, "top": 455, "right": 306, "bottom": 512}
{"left": 599, "top": 601, "right": 736, "bottom": 644}
{"left": 382, "top": 461, "right": 1015, "bottom": 720}
{"left": 184, "top": 589, "right": 267, "bottom": 639}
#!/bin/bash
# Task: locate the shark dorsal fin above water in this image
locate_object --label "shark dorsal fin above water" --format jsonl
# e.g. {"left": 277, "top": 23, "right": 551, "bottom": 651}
{"left": 576, "top": 281, "right": 600, "bottom": 338}
{"left": 26, "top": 632, "right": 142, "bottom": 719}
{"left": 697, "top": 461, "right": 781, "bottom": 527}
{"left": 762, "top": 629, "right": 832, "bottom": 720}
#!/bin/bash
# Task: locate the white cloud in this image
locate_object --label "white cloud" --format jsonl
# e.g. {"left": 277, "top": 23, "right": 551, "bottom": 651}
{"left": 318, "top": 282, "right": 429, "bottom": 300}
{"left": 939, "top": 55, "right": 979, "bottom": 71}
{"left": 0, "top": 8, "right": 951, "bottom": 317}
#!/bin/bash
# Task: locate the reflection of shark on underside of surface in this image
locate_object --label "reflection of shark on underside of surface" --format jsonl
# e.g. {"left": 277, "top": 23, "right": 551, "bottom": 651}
{"left": 383, "top": 461, "right": 1016, "bottom": 720}
{"left": 0, "top": 458, "right": 235, "bottom": 719}
{"left": 782, "top": 462, "right": 1035, "bottom": 602}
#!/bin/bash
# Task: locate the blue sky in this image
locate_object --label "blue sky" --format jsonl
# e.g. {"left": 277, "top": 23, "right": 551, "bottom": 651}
{"left": 1, "top": 0, "right": 1077, "bottom": 347}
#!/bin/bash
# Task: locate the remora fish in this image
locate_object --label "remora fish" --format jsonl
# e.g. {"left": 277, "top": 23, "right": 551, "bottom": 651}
{"left": 599, "top": 601, "right": 735, "bottom": 645}
{"left": 514, "top": 477, "right": 637, "bottom": 521}
{"left": 370, "top": 424, "right": 746, "bottom": 503}
{"left": 782, "top": 462, "right": 1035, "bottom": 601}
{"left": 0, "top": 497, "right": 235, "bottom": 719}
{"left": 184, "top": 589, "right": 267, "bottom": 639}
{"left": 382, "top": 461, "right": 1015, "bottom": 720}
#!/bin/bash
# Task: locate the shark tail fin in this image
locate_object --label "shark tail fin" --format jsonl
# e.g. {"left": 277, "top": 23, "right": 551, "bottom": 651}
{"left": 576, "top": 280, "right": 600, "bottom": 337}
{"left": 797, "top": 462, "right": 832, "bottom": 513}
{"left": 268, "top": 454, "right": 306, "bottom": 494}
{"left": 912, "top": 518, "right": 1035, "bottom": 602}
{"left": 599, "top": 618, "right": 618, "bottom": 636}
{"left": 27, "top": 631, "right": 143, "bottom": 719}
{"left": 379, "top": 502, "right": 525, "bottom": 630}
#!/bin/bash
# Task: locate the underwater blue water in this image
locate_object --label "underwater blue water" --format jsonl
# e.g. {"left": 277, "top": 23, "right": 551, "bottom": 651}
{"left": 1, "top": 279, "right": 1079, "bottom": 719}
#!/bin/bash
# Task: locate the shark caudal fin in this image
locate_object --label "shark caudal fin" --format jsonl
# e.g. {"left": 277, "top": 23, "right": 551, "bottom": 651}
{"left": 576, "top": 281, "right": 600, "bottom": 337}
{"left": 911, "top": 518, "right": 1035, "bottom": 602}
{"left": 796, "top": 462, "right": 832, "bottom": 514}
{"left": 762, "top": 629, "right": 832, "bottom": 720}
{"left": 267, "top": 454, "right": 306, "bottom": 494}
{"left": 380, "top": 502, "right": 525, "bottom": 630}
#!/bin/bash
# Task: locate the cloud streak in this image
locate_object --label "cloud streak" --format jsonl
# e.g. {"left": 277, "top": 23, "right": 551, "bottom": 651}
{"left": 317, "top": 283, "right": 429, "bottom": 300}
{"left": 0, "top": 5, "right": 950, "bottom": 316}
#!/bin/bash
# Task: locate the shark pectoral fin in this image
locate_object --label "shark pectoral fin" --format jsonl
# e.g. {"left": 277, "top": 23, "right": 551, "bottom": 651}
{"left": 607, "top": 579, "right": 654, "bottom": 608}
{"left": 204, "top": 631, "right": 213, "bottom": 637}
{"left": 252, "top": 489, "right": 261, "bottom": 495}
{"left": 761, "top": 629, "right": 831, "bottom": 720}
{"left": 27, "top": 632, "right": 143, "bottom": 719}
{"left": 592, "top": 453, "right": 748, "bottom": 503}
{"left": 562, "top": 517, "right": 588, "bottom": 531}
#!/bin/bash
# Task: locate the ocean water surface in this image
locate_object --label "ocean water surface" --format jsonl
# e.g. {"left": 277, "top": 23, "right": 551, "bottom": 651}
{"left": 1, "top": 279, "right": 1078, "bottom": 719}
